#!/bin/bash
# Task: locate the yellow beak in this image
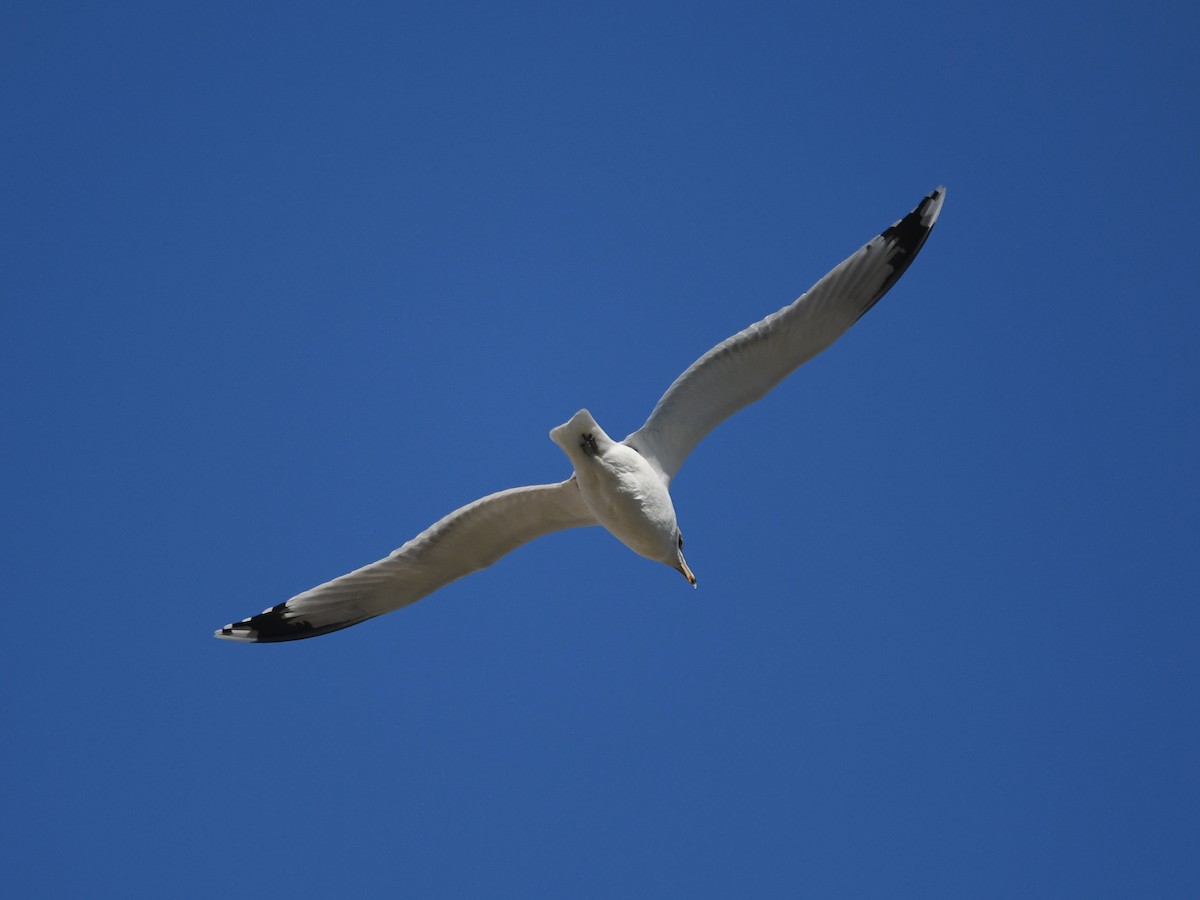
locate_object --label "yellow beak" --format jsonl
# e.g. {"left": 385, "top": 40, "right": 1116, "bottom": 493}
{"left": 677, "top": 555, "right": 697, "bottom": 587}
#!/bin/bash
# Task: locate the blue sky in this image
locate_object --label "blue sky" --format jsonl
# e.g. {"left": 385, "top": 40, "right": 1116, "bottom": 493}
{"left": 3, "top": 1, "right": 1198, "bottom": 896}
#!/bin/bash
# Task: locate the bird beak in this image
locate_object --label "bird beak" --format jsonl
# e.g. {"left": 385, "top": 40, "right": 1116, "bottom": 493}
{"left": 677, "top": 554, "right": 697, "bottom": 588}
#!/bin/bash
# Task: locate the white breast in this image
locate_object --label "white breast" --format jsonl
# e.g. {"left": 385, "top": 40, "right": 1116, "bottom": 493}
{"left": 549, "top": 407, "right": 680, "bottom": 564}
{"left": 575, "top": 442, "right": 679, "bottom": 562}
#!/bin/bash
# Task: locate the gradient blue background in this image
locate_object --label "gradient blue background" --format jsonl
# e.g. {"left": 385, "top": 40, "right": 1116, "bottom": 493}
{"left": 4, "top": 1, "right": 1197, "bottom": 896}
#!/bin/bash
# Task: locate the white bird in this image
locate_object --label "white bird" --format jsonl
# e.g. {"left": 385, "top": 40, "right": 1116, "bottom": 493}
{"left": 215, "top": 188, "right": 945, "bottom": 642}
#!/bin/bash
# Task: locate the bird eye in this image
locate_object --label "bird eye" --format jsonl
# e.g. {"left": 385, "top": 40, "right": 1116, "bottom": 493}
{"left": 677, "top": 533, "right": 684, "bottom": 549}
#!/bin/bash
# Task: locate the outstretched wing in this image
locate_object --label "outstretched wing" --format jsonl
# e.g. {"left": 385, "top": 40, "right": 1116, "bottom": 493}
{"left": 214, "top": 477, "right": 596, "bottom": 643}
{"left": 625, "top": 187, "right": 945, "bottom": 482}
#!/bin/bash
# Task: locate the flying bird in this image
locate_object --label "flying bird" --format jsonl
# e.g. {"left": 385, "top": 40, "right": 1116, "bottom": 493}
{"left": 215, "top": 187, "right": 945, "bottom": 642}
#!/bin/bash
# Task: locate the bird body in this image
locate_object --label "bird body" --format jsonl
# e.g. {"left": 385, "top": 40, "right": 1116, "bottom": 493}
{"left": 215, "top": 187, "right": 945, "bottom": 643}
{"left": 550, "top": 409, "right": 688, "bottom": 577}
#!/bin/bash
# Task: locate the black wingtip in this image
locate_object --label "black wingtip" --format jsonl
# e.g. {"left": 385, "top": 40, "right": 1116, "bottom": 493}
{"left": 858, "top": 186, "right": 946, "bottom": 317}
{"left": 213, "top": 603, "right": 368, "bottom": 643}
{"left": 880, "top": 186, "right": 944, "bottom": 273}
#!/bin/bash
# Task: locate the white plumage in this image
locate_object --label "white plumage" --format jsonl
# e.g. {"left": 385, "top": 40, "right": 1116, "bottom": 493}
{"left": 215, "top": 187, "right": 945, "bottom": 642}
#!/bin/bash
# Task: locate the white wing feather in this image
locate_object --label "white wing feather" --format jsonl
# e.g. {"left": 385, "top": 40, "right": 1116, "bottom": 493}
{"left": 625, "top": 187, "right": 945, "bottom": 481}
{"left": 215, "top": 478, "right": 595, "bottom": 642}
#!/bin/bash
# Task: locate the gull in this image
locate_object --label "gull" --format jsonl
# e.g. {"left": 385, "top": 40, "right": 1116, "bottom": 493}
{"left": 215, "top": 187, "right": 945, "bottom": 643}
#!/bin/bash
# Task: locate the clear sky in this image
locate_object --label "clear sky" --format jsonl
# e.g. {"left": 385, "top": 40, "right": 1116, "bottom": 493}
{"left": 3, "top": 1, "right": 1198, "bottom": 896}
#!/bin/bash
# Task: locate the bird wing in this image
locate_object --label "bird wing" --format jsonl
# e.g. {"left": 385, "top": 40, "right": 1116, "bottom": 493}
{"left": 624, "top": 187, "right": 945, "bottom": 482}
{"left": 214, "top": 477, "right": 596, "bottom": 642}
